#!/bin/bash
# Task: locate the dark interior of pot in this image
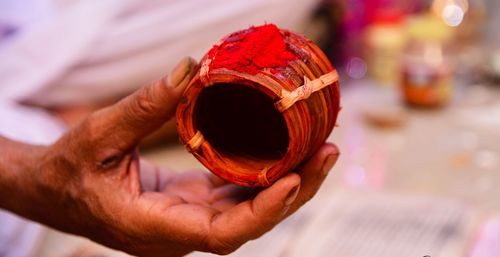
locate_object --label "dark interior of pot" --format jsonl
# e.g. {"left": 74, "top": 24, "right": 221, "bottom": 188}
{"left": 194, "top": 83, "right": 289, "bottom": 164}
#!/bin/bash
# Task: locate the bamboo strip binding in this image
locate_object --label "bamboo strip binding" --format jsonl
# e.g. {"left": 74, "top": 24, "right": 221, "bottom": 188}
{"left": 258, "top": 167, "right": 271, "bottom": 186}
{"left": 187, "top": 131, "right": 204, "bottom": 152}
{"left": 276, "top": 70, "right": 339, "bottom": 112}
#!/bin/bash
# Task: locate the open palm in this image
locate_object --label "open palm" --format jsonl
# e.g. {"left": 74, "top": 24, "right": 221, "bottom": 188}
{"left": 134, "top": 138, "right": 336, "bottom": 256}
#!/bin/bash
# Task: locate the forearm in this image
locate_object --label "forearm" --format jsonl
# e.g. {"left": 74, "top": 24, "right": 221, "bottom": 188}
{"left": 0, "top": 134, "right": 127, "bottom": 247}
{"left": 0, "top": 136, "right": 48, "bottom": 217}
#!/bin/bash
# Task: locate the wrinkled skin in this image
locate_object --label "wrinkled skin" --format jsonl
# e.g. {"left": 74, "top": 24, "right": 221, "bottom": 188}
{"left": 0, "top": 58, "right": 340, "bottom": 257}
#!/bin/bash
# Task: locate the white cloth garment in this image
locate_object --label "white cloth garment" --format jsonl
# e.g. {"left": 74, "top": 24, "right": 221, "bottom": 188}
{"left": 0, "top": 0, "right": 320, "bottom": 256}
{"left": 0, "top": 0, "right": 319, "bottom": 107}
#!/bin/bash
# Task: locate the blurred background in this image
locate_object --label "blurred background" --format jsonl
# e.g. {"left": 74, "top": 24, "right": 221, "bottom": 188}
{"left": 1, "top": 0, "right": 500, "bottom": 256}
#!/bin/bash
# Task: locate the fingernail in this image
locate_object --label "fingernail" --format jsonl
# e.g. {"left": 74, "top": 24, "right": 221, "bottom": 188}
{"left": 284, "top": 185, "right": 300, "bottom": 206}
{"left": 166, "top": 57, "right": 197, "bottom": 88}
{"left": 322, "top": 153, "right": 339, "bottom": 176}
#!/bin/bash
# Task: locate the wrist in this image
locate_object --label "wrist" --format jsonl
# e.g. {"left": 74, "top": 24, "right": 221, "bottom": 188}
{"left": 0, "top": 136, "right": 48, "bottom": 216}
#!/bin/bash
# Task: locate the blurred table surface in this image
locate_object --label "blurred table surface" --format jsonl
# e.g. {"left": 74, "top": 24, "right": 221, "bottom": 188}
{"left": 39, "top": 80, "right": 500, "bottom": 257}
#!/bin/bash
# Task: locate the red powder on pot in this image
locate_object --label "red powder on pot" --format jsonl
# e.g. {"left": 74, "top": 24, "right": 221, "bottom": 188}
{"left": 208, "top": 24, "right": 297, "bottom": 74}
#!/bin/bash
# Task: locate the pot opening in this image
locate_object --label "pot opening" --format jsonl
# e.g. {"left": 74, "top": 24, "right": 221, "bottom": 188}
{"left": 194, "top": 83, "right": 289, "bottom": 163}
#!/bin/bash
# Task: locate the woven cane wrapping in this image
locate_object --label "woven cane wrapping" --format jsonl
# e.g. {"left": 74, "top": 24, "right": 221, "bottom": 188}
{"left": 176, "top": 28, "right": 340, "bottom": 187}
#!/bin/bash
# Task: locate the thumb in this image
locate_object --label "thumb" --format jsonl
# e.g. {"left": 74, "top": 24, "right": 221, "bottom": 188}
{"left": 207, "top": 173, "right": 301, "bottom": 254}
{"left": 89, "top": 57, "right": 198, "bottom": 150}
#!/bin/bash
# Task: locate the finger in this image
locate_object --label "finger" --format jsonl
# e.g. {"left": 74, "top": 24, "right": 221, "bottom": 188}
{"left": 206, "top": 173, "right": 300, "bottom": 254}
{"left": 287, "top": 143, "right": 340, "bottom": 215}
{"left": 139, "top": 159, "right": 160, "bottom": 192}
{"left": 89, "top": 57, "right": 198, "bottom": 150}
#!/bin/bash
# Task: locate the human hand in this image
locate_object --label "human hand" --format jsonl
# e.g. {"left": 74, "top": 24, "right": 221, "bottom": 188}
{"left": 136, "top": 142, "right": 338, "bottom": 256}
{"left": 0, "top": 58, "right": 339, "bottom": 257}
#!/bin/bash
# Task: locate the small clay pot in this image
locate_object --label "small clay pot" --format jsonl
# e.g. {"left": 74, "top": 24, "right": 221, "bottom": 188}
{"left": 176, "top": 25, "right": 340, "bottom": 187}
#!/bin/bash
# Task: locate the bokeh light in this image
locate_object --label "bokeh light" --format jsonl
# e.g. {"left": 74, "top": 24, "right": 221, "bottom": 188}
{"left": 346, "top": 57, "right": 367, "bottom": 79}
{"left": 442, "top": 3, "right": 465, "bottom": 27}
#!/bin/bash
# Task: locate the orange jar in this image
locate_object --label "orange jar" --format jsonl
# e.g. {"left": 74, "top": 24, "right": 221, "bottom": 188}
{"left": 400, "top": 15, "right": 453, "bottom": 107}
{"left": 176, "top": 24, "right": 340, "bottom": 187}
